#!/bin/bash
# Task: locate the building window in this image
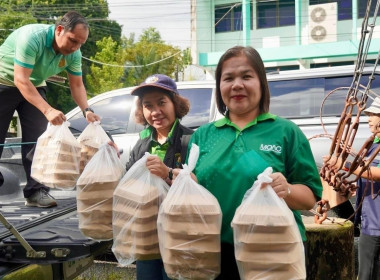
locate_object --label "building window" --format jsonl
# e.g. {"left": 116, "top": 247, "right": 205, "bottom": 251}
{"left": 358, "top": 0, "right": 377, "bottom": 18}
{"left": 215, "top": 3, "right": 252, "bottom": 33}
{"left": 309, "top": 0, "right": 352, "bottom": 20}
{"left": 257, "top": 0, "right": 295, "bottom": 29}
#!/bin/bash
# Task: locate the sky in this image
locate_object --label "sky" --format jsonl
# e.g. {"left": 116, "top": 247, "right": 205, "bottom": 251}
{"left": 107, "top": 0, "right": 192, "bottom": 49}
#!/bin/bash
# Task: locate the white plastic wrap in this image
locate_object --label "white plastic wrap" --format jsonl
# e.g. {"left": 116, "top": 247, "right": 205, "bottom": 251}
{"left": 112, "top": 152, "right": 169, "bottom": 266}
{"left": 77, "top": 121, "right": 110, "bottom": 173}
{"left": 231, "top": 167, "right": 306, "bottom": 280}
{"left": 157, "top": 144, "right": 222, "bottom": 280}
{"left": 77, "top": 144, "right": 125, "bottom": 241}
{"left": 31, "top": 122, "right": 81, "bottom": 189}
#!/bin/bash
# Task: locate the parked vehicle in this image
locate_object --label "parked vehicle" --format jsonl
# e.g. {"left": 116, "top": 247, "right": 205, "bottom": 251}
{"left": 0, "top": 65, "right": 379, "bottom": 278}
{"left": 66, "top": 65, "right": 380, "bottom": 167}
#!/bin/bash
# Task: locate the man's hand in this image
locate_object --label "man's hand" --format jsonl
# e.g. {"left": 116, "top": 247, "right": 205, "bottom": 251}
{"left": 44, "top": 107, "right": 66, "bottom": 125}
{"left": 85, "top": 111, "right": 100, "bottom": 122}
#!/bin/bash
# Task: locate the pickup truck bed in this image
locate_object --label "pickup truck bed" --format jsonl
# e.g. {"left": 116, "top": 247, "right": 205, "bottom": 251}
{"left": 0, "top": 190, "right": 112, "bottom": 279}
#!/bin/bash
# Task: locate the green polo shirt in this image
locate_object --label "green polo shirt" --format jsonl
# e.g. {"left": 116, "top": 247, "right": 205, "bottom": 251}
{"left": 0, "top": 24, "right": 82, "bottom": 87}
{"left": 140, "top": 119, "right": 179, "bottom": 160}
{"left": 374, "top": 137, "right": 380, "bottom": 168}
{"left": 189, "top": 113, "right": 322, "bottom": 243}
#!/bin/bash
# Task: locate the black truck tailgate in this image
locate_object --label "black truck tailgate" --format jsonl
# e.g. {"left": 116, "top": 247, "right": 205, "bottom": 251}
{"left": 0, "top": 192, "right": 111, "bottom": 276}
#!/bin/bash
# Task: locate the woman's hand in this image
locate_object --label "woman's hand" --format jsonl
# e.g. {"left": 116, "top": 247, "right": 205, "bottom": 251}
{"left": 261, "top": 172, "right": 316, "bottom": 210}
{"left": 146, "top": 156, "right": 168, "bottom": 179}
{"left": 261, "top": 172, "right": 290, "bottom": 199}
{"left": 107, "top": 141, "right": 120, "bottom": 158}
{"left": 171, "top": 169, "right": 198, "bottom": 183}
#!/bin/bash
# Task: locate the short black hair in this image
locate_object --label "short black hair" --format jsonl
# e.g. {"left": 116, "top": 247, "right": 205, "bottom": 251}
{"left": 55, "top": 11, "right": 89, "bottom": 31}
{"left": 215, "top": 46, "right": 270, "bottom": 115}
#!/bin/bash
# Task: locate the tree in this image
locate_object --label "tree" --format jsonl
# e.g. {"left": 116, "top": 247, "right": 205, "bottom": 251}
{"left": 0, "top": 5, "right": 37, "bottom": 45}
{"left": 139, "top": 27, "right": 164, "bottom": 44}
{"left": 85, "top": 28, "right": 191, "bottom": 94}
{"left": 123, "top": 28, "right": 186, "bottom": 86}
{"left": 85, "top": 36, "right": 124, "bottom": 95}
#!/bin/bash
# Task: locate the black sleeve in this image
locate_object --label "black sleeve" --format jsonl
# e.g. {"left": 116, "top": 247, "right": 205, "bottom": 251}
{"left": 125, "top": 139, "right": 144, "bottom": 171}
{"left": 330, "top": 200, "right": 355, "bottom": 222}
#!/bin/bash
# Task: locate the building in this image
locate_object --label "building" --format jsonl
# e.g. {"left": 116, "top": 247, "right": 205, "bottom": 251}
{"left": 192, "top": 0, "right": 380, "bottom": 71}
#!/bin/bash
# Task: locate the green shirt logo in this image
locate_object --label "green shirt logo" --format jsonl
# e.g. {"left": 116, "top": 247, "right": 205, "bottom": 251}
{"left": 260, "top": 144, "right": 282, "bottom": 154}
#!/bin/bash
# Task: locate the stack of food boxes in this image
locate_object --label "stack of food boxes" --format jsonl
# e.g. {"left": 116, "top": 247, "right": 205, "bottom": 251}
{"left": 158, "top": 196, "right": 221, "bottom": 280}
{"left": 77, "top": 145, "right": 124, "bottom": 241}
{"left": 113, "top": 179, "right": 165, "bottom": 263}
{"left": 78, "top": 141, "right": 99, "bottom": 173}
{"left": 42, "top": 138, "right": 81, "bottom": 188}
{"left": 232, "top": 204, "right": 304, "bottom": 279}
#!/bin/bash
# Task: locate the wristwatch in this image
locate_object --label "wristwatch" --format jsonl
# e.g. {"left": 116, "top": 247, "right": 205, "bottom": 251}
{"left": 82, "top": 107, "right": 94, "bottom": 117}
{"left": 168, "top": 168, "right": 173, "bottom": 180}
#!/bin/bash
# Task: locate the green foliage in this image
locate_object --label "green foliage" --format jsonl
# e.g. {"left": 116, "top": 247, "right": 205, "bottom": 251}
{"left": 122, "top": 28, "right": 186, "bottom": 86}
{"left": 0, "top": 5, "right": 37, "bottom": 45}
{"left": 85, "top": 27, "right": 190, "bottom": 94}
{"left": 46, "top": 83, "right": 76, "bottom": 114}
{"left": 85, "top": 36, "right": 124, "bottom": 95}
{"left": 182, "top": 48, "right": 192, "bottom": 65}
{"left": 138, "top": 27, "right": 164, "bottom": 44}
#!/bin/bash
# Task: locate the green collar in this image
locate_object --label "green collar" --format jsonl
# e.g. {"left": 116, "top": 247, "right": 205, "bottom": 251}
{"left": 214, "top": 112, "right": 277, "bottom": 130}
{"left": 140, "top": 119, "right": 179, "bottom": 142}
{"left": 374, "top": 136, "right": 380, "bottom": 144}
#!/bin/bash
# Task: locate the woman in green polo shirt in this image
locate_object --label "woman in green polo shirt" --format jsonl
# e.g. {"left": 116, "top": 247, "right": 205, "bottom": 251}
{"left": 188, "top": 46, "right": 323, "bottom": 279}
{"left": 125, "top": 74, "right": 193, "bottom": 280}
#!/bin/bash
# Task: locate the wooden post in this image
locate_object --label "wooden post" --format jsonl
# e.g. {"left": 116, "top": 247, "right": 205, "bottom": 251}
{"left": 303, "top": 216, "right": 355, "bottom": 280}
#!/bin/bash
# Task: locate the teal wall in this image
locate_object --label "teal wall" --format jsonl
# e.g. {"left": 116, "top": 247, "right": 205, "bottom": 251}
{"left": 199, "top": 39, "right": 380, "bottom": 66}
{"left": 196, "top": 0, "right": 379, "bottom": 68}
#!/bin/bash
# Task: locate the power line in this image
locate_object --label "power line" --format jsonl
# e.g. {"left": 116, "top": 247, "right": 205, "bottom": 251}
{"left": 82, "top": 50, "right": 182, "bottom": 68}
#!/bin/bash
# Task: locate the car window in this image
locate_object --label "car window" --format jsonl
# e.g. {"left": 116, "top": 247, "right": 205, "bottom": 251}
{"left": 269, "top": 73, "right": 380, "bottom": 118}
{"left": 68, "top": 94, "right": 134, "bottom": 136}
{"left": 323, "top": 76, "right": 356, "bottom": 116}
{"left": 269, "top": 78, "right": 323, "bottom": 118}
{"left": 178, "top": 87, "right": 213, "bottom": 128}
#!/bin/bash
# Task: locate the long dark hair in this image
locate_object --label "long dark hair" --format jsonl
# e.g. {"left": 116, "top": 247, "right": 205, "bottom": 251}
{"left": 215, "top": 46, "right": 270, "bottom": 115}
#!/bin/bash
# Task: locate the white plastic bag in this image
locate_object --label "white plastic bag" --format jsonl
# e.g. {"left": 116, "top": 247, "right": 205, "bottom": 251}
{"left": 112, "top": 152, "right": 169, "bottom": 266}
{"left": 32, "top": 122, "right": 81, "bottom": 189}
{"left": 30, "top": 124, "right": 59, "bottom": 184}
{"left": 231, "top": 167, "right": 306, "bottom": 280}
{"left": 77, "top": 121, "right": 110, "bottom": 173}
{"left": 77, "top": 144, "right": 125, "bottom": 241}
{"left": 157, "top": 144, "right": 222, "bottom": 280}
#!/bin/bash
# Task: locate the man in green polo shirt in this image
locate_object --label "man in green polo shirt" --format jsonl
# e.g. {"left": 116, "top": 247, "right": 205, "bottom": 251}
{"left": 0, "top": 11, "right": 100, "bottom": 207}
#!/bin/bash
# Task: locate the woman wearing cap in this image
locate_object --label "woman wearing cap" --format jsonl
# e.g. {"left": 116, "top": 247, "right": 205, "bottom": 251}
{"left": 187, "top": 46, "right": 322, "bottom": 279}
{"left": 325, "top": 97, "right": 380, "bottom": 279}
{"left": 127, "top": 74, "right": 193, "bottom": 280}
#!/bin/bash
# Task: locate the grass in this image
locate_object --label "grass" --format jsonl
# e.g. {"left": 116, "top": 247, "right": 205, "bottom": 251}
{"left": 74, "top": 261, "right": 136, "bottom": 280}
